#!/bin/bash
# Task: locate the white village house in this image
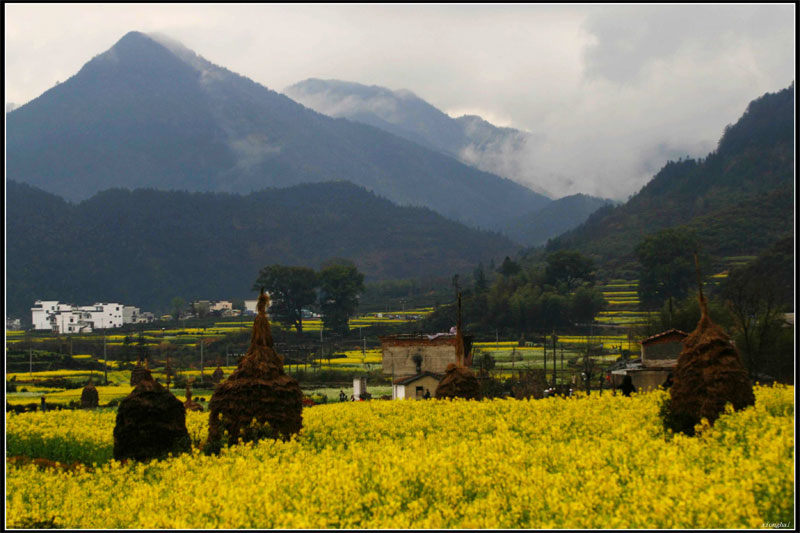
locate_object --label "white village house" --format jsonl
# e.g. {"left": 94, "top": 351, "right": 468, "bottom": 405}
{"left": 31, "top": 300, "right": 151, "bottom": 333}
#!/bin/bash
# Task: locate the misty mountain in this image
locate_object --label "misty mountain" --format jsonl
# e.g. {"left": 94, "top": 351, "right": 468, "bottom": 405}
{"left": 6, "top": 180, "right": 519, "bottom": 318}
{"left": 283, "top": 78, "right": 550, "bottom": 197}
{"left": 6, "top": 31, "right": 550, "bottom": 231}
{"left": 546, "top": 84, "right": 795, "bottom": 273}
{"left": 503, "top": 194, "right": 616, "bottom": 247}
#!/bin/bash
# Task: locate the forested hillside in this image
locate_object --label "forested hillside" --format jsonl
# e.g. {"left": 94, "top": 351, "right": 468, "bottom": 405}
{"left": 6, "top": 181, "right": 518, "bottom": 318}
{"left": 546, "top": 84, "right": 794, "bottom": 275}
{"left": 503, "top": 194, "right": 615, "bottom": 247}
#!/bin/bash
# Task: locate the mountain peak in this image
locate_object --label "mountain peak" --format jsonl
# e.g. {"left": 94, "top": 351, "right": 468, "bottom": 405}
{"left": 87, "top": 31, "right": 213, "bottom": 75}
{"left": 7, "top": 33, "right": 549, "bottom": 230}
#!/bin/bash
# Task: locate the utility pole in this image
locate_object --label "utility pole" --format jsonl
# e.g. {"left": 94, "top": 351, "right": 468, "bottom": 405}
{"left": 29, "top": 344, "right": 33, "bottom": 378}
{"left": 552, "top": 333, "right": 558, "bottom": 387}
{"left": 102, "top": 318, "right": 108, "bottom": 385}
{"left": 200, "top": 330, "right": 205, "bottom": 378}
{"left": 543, "top": 334, "right": 547, "bottom": 384}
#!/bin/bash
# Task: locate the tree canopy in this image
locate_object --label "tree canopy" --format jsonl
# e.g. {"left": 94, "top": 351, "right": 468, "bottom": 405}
{"left": 318, "top": 259, "right": 365, "bottom": 335}
{"left": 253, "top": 265, "right": 318, "bottom": 334}
{"left": 545, "top": 250, "right": 596, "bottom": 291}
{"left": 635, "top": 228, "right": 699, "bottom": 311}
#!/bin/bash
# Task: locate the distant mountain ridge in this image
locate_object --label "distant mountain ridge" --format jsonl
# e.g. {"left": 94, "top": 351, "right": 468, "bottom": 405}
{"left": 6, "top": 180, "right": 519, "bottom": 318}
{"left": 547, "top": 84, "right": 795, "bottom": 272}
{"left": 503, "top": 194, "right": 617, "bottom": 247}
{"left": 284, "top": 78, "right": 551, "bottom": 197}
{"left": 6, "top": 31, "right": 550, "bottom": 231}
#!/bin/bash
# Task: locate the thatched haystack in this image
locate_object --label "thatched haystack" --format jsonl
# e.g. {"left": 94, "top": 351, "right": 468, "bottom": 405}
{"left": 205, "top": 290, "right": 303, "bottom": 453}
{"left": 130, "top": 359, "right": 150, "bottom": 387}
{"left": 435, "top": 363, "right": 481, "bottom": 400}
{"left": 435, "top": 294, "right": 481, "bottom": 400}
{"left": 113, "top": 368, "right": 191, "bottom": 461}
{"left": 665, "top": 256, "right": 755, "bottom": 435}
{"left": 80, "top": 379, "right": 99, "bottom": 408}
{"left": 511, "top": 370, "right": 548, "bottom": 400}
{"left": 184, "top": 382, "right": 203, "bottom": 412}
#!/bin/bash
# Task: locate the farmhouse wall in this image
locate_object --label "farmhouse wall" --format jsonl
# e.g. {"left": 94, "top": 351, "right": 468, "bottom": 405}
{"left": 403, "top": 375, "right": 440, "bottom": 400}
{"left": 641, "top": 330, "right": 687, "bottom": 368}
{"left": 642, "top": 341, "right": 682, "bottom": 366}
{"left": 381, "top": 337, "right": 460, "bottom": 377}
{"left": 612, "top": 368, "right": 671, "bottom": 392}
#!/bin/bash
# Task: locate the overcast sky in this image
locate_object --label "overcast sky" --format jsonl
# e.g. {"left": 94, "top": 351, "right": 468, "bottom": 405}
{"left": 5, "top": 3, "right": 795, "bottom": 199}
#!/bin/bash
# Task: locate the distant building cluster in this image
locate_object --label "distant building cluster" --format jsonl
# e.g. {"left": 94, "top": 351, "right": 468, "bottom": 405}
{"left": 31, "top": 300, "right": 154, "bottom": 333}
{"left": 189, "top": 300, "right": 241, "bottom": 318}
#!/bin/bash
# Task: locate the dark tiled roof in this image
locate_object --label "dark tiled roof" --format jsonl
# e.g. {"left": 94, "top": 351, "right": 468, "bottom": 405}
{"left": 641, "top": 329, "right": 688, "bottom": 345}
{"left": 392, "top": 371, "right": 445, "bottom": 385}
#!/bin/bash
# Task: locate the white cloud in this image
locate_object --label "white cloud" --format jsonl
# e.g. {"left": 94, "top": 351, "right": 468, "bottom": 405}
{"left": 4, "top": 4, "right": 794, "bottom": 200}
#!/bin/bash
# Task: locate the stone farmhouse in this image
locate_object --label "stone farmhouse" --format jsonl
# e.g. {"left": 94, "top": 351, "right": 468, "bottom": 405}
{"left": 610, "top": 329, "right": 688, "bottom": 392}
{"left": 380, "top": 333, "right": 474, "bottom": 399}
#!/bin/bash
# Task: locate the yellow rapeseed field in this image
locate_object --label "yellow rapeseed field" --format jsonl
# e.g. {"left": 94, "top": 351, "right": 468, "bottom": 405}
{"left": 5, "top": 385, "right": 794, "bottom": 529}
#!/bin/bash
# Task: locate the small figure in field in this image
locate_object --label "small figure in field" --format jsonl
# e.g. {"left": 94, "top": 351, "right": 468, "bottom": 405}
{"left": 620, "top": 375, "right": 635, "bottom": 397}
{"left": 339, "top": 390, "right": 347, "bottom": 402}
{"left": 40, "top": 396, "right": 47, "bottom": 412}
{"left": 423, "top": 389, "right": 431, "bottom": 399}
{"left": 662, "top": 372, "right": 674, "bottom": 389}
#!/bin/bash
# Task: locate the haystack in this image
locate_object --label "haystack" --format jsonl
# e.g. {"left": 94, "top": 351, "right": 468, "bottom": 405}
{"left": 666, "top": 256, "right": 755, "bottom": 435}
{"left": 435, "top": 294, "right": 481, "bottom": 400}
{"left": 130, "top": 358, "right": 150, "bottom": 387}
{"left": 511, "top": 370, "right": 548, "bottom": 400}
{"left": 113, "top": 368, "right": 191, "bottom": 461}
{"left": 80, "top": 378, "right": 99, "bottom": 408}
{"left": 205, "top": 290, "right": 303, "bottom": 453}
{"left": 184, "top": 382, "right": 203, "bottom": 412}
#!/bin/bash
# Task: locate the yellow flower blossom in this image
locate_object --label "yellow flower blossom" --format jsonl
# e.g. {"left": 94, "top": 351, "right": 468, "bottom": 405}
{"left": 5, "top": 385, "right": 793, "bottom": 529}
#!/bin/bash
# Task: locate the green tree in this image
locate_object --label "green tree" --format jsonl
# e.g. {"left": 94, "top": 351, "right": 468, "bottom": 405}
{"left": 539, "top": 291, "right": 568, "bottom": 331}
{"left": 569, "top": 287, "right": 607, "bottom": 325}
{"left": 473, "top": 263, "right": 489, "bottom": 293}
{"left": 253, "top": 265, "right": 319, "bottom": 334}
{"left": 318, "top": 259, "right": 365, "bottom": 335}
{"left": 171, "top": 297, "right": 185, "bottom": 322}
{"left": 137, "top": 332, "right": 149, "bottom": 365}
{"left": 474, "top": 351, "right": 496, "bottom": 374}
{"left": 721, "top": 256, "right": 788, "bottom": 379}
{"left": 544, "top": 250, "right": 595, "bottom": 292}
{"left": 192, "top": 301, "right": 210, "bottom": 318}
{"left": 121, "top": 335, "right": 134, "bottom": 366}
{"left": 635, "top": 229, "right": 699, "bottom": 313}
{"left": 498, "top": 256, "right": 521, "bottom": 277}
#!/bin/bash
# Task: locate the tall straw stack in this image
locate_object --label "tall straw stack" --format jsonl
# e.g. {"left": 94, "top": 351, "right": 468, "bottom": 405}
{"left": 666, "top": 254, "right": 755, "bottom": 435}
{"left": 205, "top": 289, "right": 303, "bottom": 453}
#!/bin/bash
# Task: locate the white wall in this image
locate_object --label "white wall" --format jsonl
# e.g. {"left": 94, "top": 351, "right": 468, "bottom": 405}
{"left": 122, "top": 306, "right": 140, "bottom": 324}
{"left": 392, "top": 384, "right": 406, "bottom": 400}
{"left": 31, "top": 300, "right": 60, "bottom": 330}
{"left": 244, "top": 300, "right": 258, "bottom": 314}
{"left": 53, "top": 310, "right": 92, "bottom": 334}
{"left": 79, "top": 303, "right": 124, "bottom": 329}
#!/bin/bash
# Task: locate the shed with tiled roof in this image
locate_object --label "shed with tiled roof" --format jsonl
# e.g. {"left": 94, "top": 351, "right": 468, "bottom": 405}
{"left": 392, "top": 372, "right": 444, "bottom": 400}
{"left": 641, "top": 329, "right": 688, "bottom": 368}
